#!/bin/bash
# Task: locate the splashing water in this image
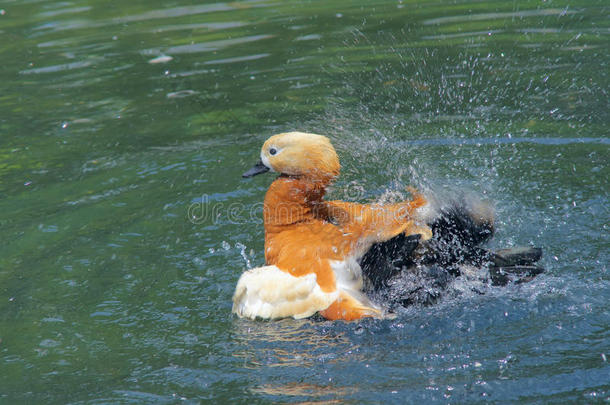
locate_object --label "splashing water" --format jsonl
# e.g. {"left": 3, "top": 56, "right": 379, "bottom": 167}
{"left": 235, "top": 242, "right": 252, "bottom": 269}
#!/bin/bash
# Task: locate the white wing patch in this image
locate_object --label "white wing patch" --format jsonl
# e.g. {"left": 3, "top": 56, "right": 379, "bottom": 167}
{"left": 330, "top": 257, "right": 364, "bottom": 291}
{"left": 232, "top": 265, "right": 338, "bottom": 320}
{"left": 330, "top": 258, "right": 384, "bottom": 316}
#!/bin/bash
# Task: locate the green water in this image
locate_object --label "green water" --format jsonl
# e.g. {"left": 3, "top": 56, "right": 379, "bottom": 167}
{"left": 1, "top": 0, "right": 608, "bottom": 403}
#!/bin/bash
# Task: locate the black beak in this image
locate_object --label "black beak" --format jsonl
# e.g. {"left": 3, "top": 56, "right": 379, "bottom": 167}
{"left": 242, "top": 160, "right": 270, "bottom": 178}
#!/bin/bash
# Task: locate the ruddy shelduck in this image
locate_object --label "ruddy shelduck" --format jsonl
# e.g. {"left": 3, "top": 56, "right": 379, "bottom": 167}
{"left": 232, "top": 132, "right": 433, "bottom": 321}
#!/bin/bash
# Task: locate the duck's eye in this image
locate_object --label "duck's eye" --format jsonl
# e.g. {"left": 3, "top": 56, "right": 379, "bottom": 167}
{"left": 269, "top": 148, "right": 277, "bottom": 156}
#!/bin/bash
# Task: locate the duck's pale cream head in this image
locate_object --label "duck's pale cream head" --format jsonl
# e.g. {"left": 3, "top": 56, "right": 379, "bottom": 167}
{"left": 243, "top": 132, "right": 340, "bottom": 182}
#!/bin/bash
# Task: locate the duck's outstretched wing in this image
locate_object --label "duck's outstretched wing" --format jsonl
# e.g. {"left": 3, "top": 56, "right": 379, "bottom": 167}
{"left": 323, "top": 190, "right": 430, "bottom": 246}
{"left": 232, "top": 266, "right": 338, "bottom": 320}
{"left": 359, "top": 197, "right": 544, "bottom": 306}
{"left": 359, "top": 233, "right": 422, "bottom": 290}
{"left": 361, "top": 196, "right": 495, "bottom": 288}
{"left": 420, "top": 200, "right": 544, "bottom": 283}
{"left": 416, "top": 198, "right": 494, "bottom": 271}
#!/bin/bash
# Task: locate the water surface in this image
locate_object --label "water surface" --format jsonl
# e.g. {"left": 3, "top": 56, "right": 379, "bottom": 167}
{"left": 1, "top": 0, "right": 608, "bottom": 403}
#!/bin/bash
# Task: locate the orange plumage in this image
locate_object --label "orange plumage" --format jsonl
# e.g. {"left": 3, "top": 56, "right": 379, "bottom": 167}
{"left": 233, "top": 132, "right": 431, "bottom": 321}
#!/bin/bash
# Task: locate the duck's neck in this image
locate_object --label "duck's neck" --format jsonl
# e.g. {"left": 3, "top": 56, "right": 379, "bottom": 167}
{"left": 263, "top": 176, "right": 327, "bottom": 229}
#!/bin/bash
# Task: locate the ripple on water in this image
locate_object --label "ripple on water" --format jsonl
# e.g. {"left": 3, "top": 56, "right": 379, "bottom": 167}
{"left": 19, "top": 61, "right": 95, "bottom": 75}
{"left": 38, "top": 6, "right": 91, "bottom": 18}
{"left": 152, "top": 34, "right": 274, "bottom": 55}
{"left": 422, "top": 8, "right": 578, "bottom": 25}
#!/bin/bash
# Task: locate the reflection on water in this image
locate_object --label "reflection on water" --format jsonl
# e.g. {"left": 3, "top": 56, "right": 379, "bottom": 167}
{"left": 232, "top": 318, "right": 358, "bottom": 368}
{"left": 233, "top": 318, "right": 364, "bottom": 401}
{"left": 251, "top": 382, "right": 354, "bottom": 403}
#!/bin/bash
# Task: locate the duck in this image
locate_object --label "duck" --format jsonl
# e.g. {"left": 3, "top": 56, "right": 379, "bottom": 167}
{"left": 232, "top": 132, "right": 543, "bottom": 321}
